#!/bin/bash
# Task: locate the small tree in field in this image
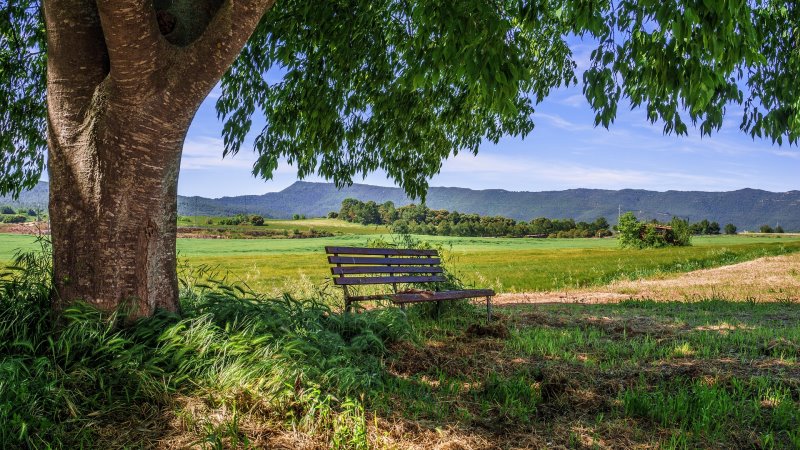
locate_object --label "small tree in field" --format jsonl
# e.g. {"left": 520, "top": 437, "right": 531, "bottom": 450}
{"left": 775, "top": 225, "right": 785, "bottom": 233}
{"left": 725, "top": 223, "right": 737, "bottom": 235}
{"left": 617, "top": 212, "right": 644, "bottom": 248}
{"left": 618, "top": 213, "right": 691, "bottom": 248}
{"left": 760, "top": 225, "right": 775, "bottom": 233}
{"left": 249, "top": 215, "right": 265, "bottom": 226}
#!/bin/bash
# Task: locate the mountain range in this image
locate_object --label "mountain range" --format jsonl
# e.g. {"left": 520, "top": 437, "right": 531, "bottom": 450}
{"left": 4, "top": 181, "right": 799, "bottom": 231}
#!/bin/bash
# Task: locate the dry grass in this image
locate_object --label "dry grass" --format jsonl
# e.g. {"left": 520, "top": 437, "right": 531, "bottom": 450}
{"left": 496, "top": 252, "right": 800, "bottom": 305}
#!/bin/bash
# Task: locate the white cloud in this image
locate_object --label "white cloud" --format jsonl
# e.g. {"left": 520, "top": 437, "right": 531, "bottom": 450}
{"left": 559, "top": 94, "right": 586, "bottom": 108}
{"left": 181, "top": 137, "right": 257, "bottom": 170}
{"left": 536, "top": 113, "right": 593, "bottom": 131}
{"left": 435, "top": 152, "right": 742, "bottom": 192}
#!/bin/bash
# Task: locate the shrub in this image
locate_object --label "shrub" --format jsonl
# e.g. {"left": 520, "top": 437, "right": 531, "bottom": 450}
{"left": 2, "top": 215, "right": 27, "bottom": 224}
{"left": 724, "top": 223, "right": 737, "bottom": 235}
{"left": 618, "top": 213, "right": 691, "bottom": 249}
{"left": 249, "top": 215, "right": 265, "bottom": 226}
{"left": 1, "top": 206, "right": 14, "bottom": 214}
{"left": 617, "top": 212, "right": 644, "bottom": 248}
{"left": 760, "top": 225, "right": 774, "bottom": 233}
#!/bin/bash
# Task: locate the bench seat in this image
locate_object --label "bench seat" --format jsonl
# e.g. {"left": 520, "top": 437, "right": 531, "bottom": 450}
{"left": 326, "top": 246, "right": 495, "bottom": 320}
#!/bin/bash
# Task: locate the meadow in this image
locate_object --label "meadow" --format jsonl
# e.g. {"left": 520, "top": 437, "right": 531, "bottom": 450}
{"left": 2, "top": 230, "right": 800, "bottom": 296}
{"left": 2, "top": 223, "right": 800, "bottom": 448}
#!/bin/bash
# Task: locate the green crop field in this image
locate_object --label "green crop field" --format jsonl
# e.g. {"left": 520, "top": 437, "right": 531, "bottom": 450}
{"left": 178, "top": 216, "right": 390, "bottom": 235}
{"left": 3, "top": 232, "right": 799, "bottom": 295}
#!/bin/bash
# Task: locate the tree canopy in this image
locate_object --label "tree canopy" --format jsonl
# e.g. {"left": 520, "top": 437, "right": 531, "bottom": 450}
{"left": 3, "top": 0, "right": 799, "bottom": 199}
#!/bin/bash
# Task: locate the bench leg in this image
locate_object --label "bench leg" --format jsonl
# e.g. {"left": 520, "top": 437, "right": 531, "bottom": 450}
{"left": 486, "top": 296, "right": 492, "bottom": 322}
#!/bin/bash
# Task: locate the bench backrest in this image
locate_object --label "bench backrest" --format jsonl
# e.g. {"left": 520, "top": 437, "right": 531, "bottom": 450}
{"left": 326, "top": 246, "right": 446, "bottom": 287}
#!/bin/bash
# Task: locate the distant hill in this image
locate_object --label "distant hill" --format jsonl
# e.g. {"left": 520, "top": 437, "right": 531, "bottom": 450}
{"left": 0, "top": 181, "right": 49, "bottom": 209}
{"left": 4, "top": 181, "right": 799, "bottom": 231}
{"left": 176, "top": 181, "right": 800, "bottom": 231}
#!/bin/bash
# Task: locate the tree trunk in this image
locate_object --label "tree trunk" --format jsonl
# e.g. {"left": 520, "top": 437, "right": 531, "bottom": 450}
{"left": 43, "top": 0, "right": 274, "bottom": 317}
{"left": 48, "top": 82, "right": 191, "bottom": 317}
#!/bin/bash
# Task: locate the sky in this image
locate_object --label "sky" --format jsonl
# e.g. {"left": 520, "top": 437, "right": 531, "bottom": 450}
{"left": 177, "top": 42, "right": 799, "bottom": 198}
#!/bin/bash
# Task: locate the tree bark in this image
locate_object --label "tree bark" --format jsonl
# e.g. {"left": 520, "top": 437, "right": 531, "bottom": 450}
{"left": 48, "top": 86, "right": 189, "bottom": 316}
{"left": 43, "top": 0, "right": 274, "bottom": 317}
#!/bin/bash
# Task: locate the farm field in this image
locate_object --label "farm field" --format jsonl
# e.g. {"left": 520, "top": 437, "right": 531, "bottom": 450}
{"left": 2, "top": 232, "right": 799, "bottom": 296}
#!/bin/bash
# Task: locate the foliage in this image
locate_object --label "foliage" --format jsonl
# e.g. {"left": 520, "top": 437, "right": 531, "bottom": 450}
{"left": 339, "top": 198, "right": 611, "bottom": 238}
{"left": 725, "top": 223, "right": 737, "bottom": 235}
{"left": 617, "top": 212, "right": 643, "bottom": 248}
{"left": 689, "top": 219, "right": 721, "bottom": 235}
{"left": 1, "top": 214, "right": 27, "bottom": 224}
{"left": 212, "top": 1, "right": 798, "bottom": 200}
{"left": 618, "top": 212, "right": 691, "bottom": 249}
{"left": 760, "top": 224, "right": 774, "bottom": 233}
{"left": 0, "top": 0, "right": 47, "bottom": 197}
{"left": 217, "top": 213, "right": 266, "bottom": 226}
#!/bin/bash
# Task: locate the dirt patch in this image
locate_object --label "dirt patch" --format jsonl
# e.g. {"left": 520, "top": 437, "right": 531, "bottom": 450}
{"left": 388, "top": 336, "right": 507, "bottom": 379}
{"left": 0, "top": 221, "right": 49, "bottom": 235}
{"left": 465, "top": 322, "right": 510, "bottom": 339}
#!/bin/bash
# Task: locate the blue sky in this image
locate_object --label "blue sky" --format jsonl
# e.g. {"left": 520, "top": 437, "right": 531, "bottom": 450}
{"left": 178, "top": 42, "right": 798, "bottom": 198}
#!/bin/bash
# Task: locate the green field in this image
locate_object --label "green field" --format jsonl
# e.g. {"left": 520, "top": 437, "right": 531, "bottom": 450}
{"left": 178, "top": 216, "right": 390, "bottom": 235}
{"left": 3, "top": 231, "right": 800, "bottom": 295}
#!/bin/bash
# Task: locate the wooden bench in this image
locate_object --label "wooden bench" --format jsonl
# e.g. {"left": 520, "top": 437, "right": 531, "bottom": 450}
{"left": 326, "top": 246, "right": 495, "bottom": 320}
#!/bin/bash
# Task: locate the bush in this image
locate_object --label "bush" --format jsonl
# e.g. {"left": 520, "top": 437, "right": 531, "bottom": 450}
{"left": 249, "top": 215, "right": 265, "bottom": 226}
{"left": 617, "top": 212, "right": 644, "bottom": 248}
{"left": 760, "top": 225, "right": 774, "bottom": 233}
{"left": 1, "top": 206, "right": 14, "bottom": 214}
{"left": 724, "top": 223, "right": 737, "bottom": 235}
{"left": 618, "top": 213, "right": 691, "bottom": 249}
{"left": 2, "top": 215, "right": 27, "bottom": 224}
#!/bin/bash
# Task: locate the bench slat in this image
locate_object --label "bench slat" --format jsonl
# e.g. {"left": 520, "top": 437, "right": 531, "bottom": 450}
{"left": 328, "top": 256, "right": 441, "bottom": 266}
{"left": 326, "top": 246, "right": 438, "bottom": 256}
{"left": 333, "top": 275, "right": 447, "bottom": 285}
{"left": 391, "top": 289, "right": 495, "bottom": 303}
{"left": 332, "top": 266, "right": 444, "bottom": 275}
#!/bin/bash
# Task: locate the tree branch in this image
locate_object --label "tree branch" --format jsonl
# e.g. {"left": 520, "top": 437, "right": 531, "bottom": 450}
{"left": 43, "top": 0, "right": 109, "bottom": 129}
{"left": 95, "top": 0, "right": 164, "bottom": 97}
{"left": 170, "top": 0, "right": 276, "bottom": 106}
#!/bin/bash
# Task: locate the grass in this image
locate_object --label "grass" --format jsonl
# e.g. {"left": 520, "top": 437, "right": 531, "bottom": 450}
{"left": 2, "top": 241, "right": 800, "bottom": 448}
{"left": 2, "top": 233, "right": 800, "bottom": 295}
{"left": 178, "top": 217, "right": 390, "bottom": 236}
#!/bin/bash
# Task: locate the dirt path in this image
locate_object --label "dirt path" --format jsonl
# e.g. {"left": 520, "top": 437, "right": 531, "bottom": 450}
{"left": 495, "top": 252, "right": 800, "bottom": 306}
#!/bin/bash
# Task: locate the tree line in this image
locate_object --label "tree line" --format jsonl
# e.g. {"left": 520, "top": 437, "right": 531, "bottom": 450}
{"left": 335, "top": 199, "right": 613, "bottom": 238}
{"left": 334, "top": 199, "right": 758, "bottom": 240}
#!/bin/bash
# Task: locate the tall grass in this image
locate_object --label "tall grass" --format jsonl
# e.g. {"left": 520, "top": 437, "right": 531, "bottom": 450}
{"left": 0, "top": 243, "right": 411, "bottom": 448}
